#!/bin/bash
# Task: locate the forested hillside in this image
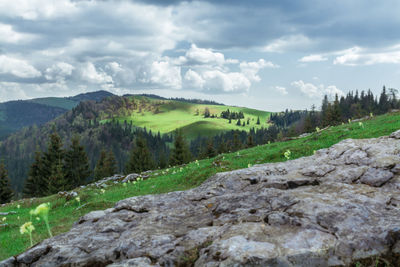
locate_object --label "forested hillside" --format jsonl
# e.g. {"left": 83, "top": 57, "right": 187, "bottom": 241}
{"left": 0, "top": 91, "right": 114, "bottom": 140}
{"left": 0, "top": 95, "right": 270, "bottom": 193}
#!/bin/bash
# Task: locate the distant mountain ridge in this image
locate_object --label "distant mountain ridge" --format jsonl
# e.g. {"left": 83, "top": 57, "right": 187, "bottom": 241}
{"left": 0, "top": 90, "right": 114, "bottom": 139}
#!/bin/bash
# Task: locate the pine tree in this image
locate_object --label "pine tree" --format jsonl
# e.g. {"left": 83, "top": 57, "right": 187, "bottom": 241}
{"left": 42, "top": 129, "right": 65, "bottom": 194}
{"left": 23, "top": 150, "right": 45, "bottom": 197}
{"left": 158, "top": 150, "right": 168, "bottom": 169}
{"left": 170, "top": 130, "right": 191, "bottom": 166}
{"left": 94, "top": 149, "right": 107, "bottom": 180}
{"left": 204, "top": 107, "right": 210, "bottom": 118}
{"left": 246, "top": 135, "right": 254, "bottom": 148}
{"left": 231, "top": 132, "right": 242, "bottom": 151}
{"left": 205, "top": 139, "right": 217, "bottom": 158}
{"left": 48, "top": 159, "right": 66, "bottom": 194}
{"left": 379, "top": 86, "right": 390, "bottom": 113}
{"left": 256, "top": 116, "right": 260, "bottom": 125}
{"left": 331, "top": 94, "right": 342, "bottom": 125}
{"left": 64, "top": 136, "right": 91, "bottom": 190}
{"left": 104, "top": 150, "right": 117, "bottom": 176}
{"left": 217, "top": 140, "right": 228, "bottom": 154}
{"left": 236, "top": 119, "right": 241, "bottom": 126}
{"left": 125, "top": 135, "right": 154, "bottom": 174}
{"left": 0, "top": 161, "right": 13, "bottom": 204}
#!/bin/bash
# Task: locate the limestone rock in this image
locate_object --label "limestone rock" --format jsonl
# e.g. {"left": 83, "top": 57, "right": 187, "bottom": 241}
{"left": 359, "top": 167, "right": 394, "bottom": 187}
{"left": 390, "top": 129, "right": 400, "bottom": 139}
{"left": 3, "top": 130, "right": 400, "bottom": 267}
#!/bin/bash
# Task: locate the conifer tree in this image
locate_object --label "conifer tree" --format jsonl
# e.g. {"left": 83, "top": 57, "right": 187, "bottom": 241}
{"left": 379, "top": 86, "right": 390, "bottom": 113}
{"left": 158, "top": 150, "right": 168, "bottom": 169}
{"left": 231, "top": 132, "right": 242, "bottom": 151}
{"left": 104, "top": 150, "right": 117, "bottom": 176}
{"left": 256, "top": 116, "right": 260, "bottom": 125}
{"left": 94, "top": 149, "right": 107, "bottom": 180}
{"left": 331, "top": 94, "right": 342, "bottom": 125}
{"left": 64, "top": 136, "right": 91, "bottom": 189}
{"left": 0, "top": 161, "right": 13, "bottom": 204}
{"left": 170, "top": 130, "right": 191, "bottom": 166}
{"left": 205, "top": 139, "right": 217, "bottom": 158}
{"left": 246, "top": 135, "right": 254, "bottom": 148}
{"left": 23, "top": 150, "right": 45, "bottom": 197}
{"left": 48, "top": 159, "right": 66, "bottom": 194}
{"left": 236, "top": 119, "right": 241, "bottom": 126}
{"left": 42, "top": 128, "right": 65, "bottom": 194}
{"left": 125, "top": 135, "right": 154, "bottom": 174}
{"left": 217, "top": 140, "right": 228, "bottom": 154}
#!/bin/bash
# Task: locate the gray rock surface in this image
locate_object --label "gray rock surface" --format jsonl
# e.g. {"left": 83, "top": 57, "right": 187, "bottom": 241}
{"left": 3, "top": 131, "right": 400, "bottom": 266}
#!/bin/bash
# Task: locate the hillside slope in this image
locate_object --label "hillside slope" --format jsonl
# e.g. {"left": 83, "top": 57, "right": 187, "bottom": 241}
{"left": 3, "top": 129, "right": 400, "bottom": 266}
{"left": 104, "top": 95, "right": 270, "bottom": 139}
{"left": 0, "top": 95, "right": 269, "bottom": 192}
{"left": 0, "top": 111, "right": 399, "bottom": 261}
{"left": 0, "top": 90, "right": 114, "bottom": 139}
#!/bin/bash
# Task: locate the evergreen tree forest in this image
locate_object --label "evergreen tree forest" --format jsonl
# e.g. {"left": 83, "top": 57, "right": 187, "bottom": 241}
{"left": 0, "top": 87, "right": 398, "bottom": 200}
{"left": 0, "top": 160, "right": 13, "bottom": 204}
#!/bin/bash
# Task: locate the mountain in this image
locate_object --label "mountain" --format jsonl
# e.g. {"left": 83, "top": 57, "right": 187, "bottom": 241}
{"left": 0, "top": 90, "right": 114, "bottom": 140}
{"left": 0, "top": 94, "right": 270, "bottom": 192}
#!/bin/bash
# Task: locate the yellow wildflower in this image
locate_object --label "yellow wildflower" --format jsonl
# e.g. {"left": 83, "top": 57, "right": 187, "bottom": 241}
{"left": 20, "top": 222, "right": 34, "bottom": 235}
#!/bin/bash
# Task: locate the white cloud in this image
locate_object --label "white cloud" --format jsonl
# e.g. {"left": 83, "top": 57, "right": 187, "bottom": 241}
{"left": 0, "top": 23, "right": 36, "bottom": 44}
{"left": 263, "top": 35, "right": 312, "bottom": 53}
{"left": 184, "top": 69, "right": 251, "bottom": 94}
{"left": 333, "top": 46, "right": 400, "bottom": 66}
{"left": 184, "top": 69, "right": 205, "bottom": 89}
{"left": 275, "top": 86, "right": 288, "bottom": 95}
{"left": 0, "top": 82, "right": 29, "bottom": 102}
{"left": 299, "top": 54, "right": 328, "bottom": 62}
{"left": 185, "top": 44, "right": 225, "bottom": 65}
{"left": 291, "top": 80, "right": 344, "bottom": 98}
{"left": 105, "top": 62, "right": 123, "bottom": 74}
{"left": 202, "top": 70, "right": 251, "bottom": 93}
{"left": 0, "top": 55, "right": 41, "bottom": 78}
{"left": 149, "top": 61, "right": 182, "bottom": 90}
{"left": 80, "top": 62, "right": 113, "bottom": 84}
{"left": 0, "top": 0, "right": 78, "bottom": 20}
{"left": 240, "top": 59, "right": 278, "bottom": 82}
{"left": 45, "top": 62, "right": 74, "bottom": 81}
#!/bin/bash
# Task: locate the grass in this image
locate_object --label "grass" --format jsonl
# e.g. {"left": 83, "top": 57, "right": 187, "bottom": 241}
{"left": 1, "top": 111, "right": 399, "bottom": 260}
{"left": 103, "top": 97, "right": 271, "bottom": 139}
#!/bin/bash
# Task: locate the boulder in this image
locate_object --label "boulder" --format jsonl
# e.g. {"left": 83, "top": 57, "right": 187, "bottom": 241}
{"left": 3, "top": 131, "right": 400, "bottom": 266}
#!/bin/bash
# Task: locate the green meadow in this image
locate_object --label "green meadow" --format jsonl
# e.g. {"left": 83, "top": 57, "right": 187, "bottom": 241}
{"left": 1, "top": 111, "right": 400, "bottom": 260}
{"left": 106, "top": 97, "right": 271, "bottom": 139}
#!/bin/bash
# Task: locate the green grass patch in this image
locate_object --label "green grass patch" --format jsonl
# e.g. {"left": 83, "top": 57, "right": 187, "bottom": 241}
{"left": 105, "top": 98, "right": 271, "bottom": 139}
{"left": 1, "top": 111, "right": 400, "bottom": 260}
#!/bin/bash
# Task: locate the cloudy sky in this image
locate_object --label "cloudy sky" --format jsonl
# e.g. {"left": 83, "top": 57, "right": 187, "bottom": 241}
{"left": 0, "top": 0, "right": 399, "bottom": 111}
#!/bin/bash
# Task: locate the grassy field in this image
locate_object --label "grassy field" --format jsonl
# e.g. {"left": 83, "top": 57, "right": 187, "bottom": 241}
{"left": 107, "top": 97, "right": 271, "bottom": 139}
{"left": 1, "top": 111, "right": 400, "bottom": 260}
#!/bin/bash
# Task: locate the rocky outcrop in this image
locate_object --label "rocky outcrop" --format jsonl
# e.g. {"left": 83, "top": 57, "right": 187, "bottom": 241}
{"left": 3, "top": 130, "right": 400, "bottom": 267}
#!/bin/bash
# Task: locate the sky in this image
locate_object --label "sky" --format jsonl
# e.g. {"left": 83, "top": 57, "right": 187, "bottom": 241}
{"left": 0, "top": 0, "right": 400, "bottom": 111}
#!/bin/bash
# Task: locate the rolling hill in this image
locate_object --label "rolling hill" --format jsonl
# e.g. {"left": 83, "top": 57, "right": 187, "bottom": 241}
{"left": 106, "top": 95, "right": 271, "bottom": 139}
{"left": 0, "top": 90, "right": 114, "bottom": 140}
{"left": 0, "top": 94, "right": 270, "bottom": 192}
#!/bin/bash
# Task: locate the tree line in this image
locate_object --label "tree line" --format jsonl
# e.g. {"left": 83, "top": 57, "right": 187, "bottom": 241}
{"left": 0, "top": 86, "right": 398, "bottom": 202}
